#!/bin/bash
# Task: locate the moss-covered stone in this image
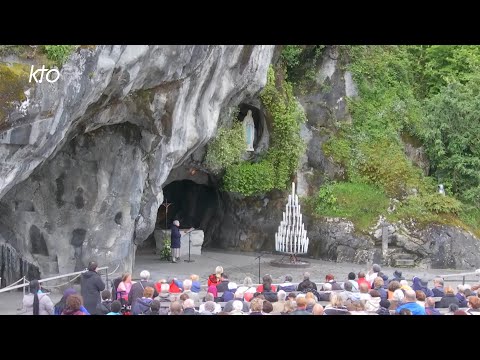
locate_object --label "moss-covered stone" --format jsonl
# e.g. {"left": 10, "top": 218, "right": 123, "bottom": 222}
{"left": 0, "top": 63, "right": 30, "bottom": 127}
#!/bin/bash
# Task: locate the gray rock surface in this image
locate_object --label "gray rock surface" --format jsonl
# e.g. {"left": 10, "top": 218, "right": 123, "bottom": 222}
{"left": 0, "top": 45, "right": 275, "bottom": 279}
{"left": 296, "top": 46, "right": 348, "bottom": 196}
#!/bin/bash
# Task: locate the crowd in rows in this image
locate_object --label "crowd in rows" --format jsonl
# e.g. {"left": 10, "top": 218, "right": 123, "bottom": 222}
{"left": 18, "top": 261, "right": 480, "bottom": 315}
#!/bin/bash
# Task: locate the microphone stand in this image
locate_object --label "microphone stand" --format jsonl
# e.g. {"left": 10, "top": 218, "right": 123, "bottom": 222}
{"left": 254, "top": 253, "right": 264, "bottom": 284}
{"left": 184, "top": 228, "right": 195, "bottom": 263}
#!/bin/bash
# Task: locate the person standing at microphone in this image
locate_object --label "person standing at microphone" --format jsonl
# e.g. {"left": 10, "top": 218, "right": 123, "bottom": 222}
{"left": 171, "top": 220, "right": 182, "bottom": 263}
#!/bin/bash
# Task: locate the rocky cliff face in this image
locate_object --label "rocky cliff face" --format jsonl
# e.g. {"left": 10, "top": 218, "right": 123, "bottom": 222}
{"left": 206, "top": 46, "right": 480, "bottom": 270}
{"left": 1, "top": 44, "right": 478, "bottom": 286}
{"left": 0, "top": 45, "right": 275, "bottom": 281}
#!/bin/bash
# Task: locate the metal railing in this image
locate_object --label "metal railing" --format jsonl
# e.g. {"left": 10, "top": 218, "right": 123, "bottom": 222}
{"left": 0, "top": 265, "right": 120, "bottom": 295}
{"left": 438, "top": 270, "right": 480, "bottom": 285}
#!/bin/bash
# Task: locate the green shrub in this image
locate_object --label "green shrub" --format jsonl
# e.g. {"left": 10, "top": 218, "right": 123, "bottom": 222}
{"left": 313, "top": 182, "right": 390, "bottom": 232}
{"left": 422, "top": 193, "right": 462, "bottom": 214}
{"left": 205, "top": 120, "right": 246, "bottom": 174}
{"left": 42, "top": 45, "right": 75, "bottom": 66}
{"left": 159, "top": 235, "right": 171, "bottom": 261}
{"left": 389, "top": 193, "right": 462, "bottom": 227}
{"left": 223, "top": 161, "right": 275, "bottom": 196}
{"left": 222, "top": 66, "right": 305, "bottom": 196}
{"left": 281, "top": 45, "right": 304, "bottom": 70}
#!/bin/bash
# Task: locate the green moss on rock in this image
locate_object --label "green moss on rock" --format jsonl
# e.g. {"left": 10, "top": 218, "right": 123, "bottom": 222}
{"left": 0, "top": 63, "right": 30, "bottom": 125}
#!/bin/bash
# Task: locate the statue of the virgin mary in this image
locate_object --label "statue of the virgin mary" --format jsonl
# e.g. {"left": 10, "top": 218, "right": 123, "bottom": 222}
{"left": 244, "top": 110, "right": 255, "bottom": 151}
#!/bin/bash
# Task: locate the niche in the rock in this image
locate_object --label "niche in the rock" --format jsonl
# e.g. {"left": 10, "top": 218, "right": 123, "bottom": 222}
{"left": 29, "top": 225, "right": 49, "bottom": 256}
{"left": 237, "top": 103, "right": 263, "bottom": 149}
{"left": 157, "top": 180, "right": 218, "bottom": 231}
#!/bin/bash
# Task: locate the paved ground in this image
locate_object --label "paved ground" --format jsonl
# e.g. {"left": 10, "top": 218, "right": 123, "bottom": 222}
{"left": 1, "top": 249, "right": 478, "bottom": 315}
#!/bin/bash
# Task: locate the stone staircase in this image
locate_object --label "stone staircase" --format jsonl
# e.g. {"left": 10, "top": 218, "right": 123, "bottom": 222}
{"left": 392, "top": 253, "right": 415, "bottom": 267}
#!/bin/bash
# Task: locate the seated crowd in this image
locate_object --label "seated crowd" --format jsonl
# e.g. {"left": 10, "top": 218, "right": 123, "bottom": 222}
{"left": 24, "top": 264, "right": 480, "bottom": 315}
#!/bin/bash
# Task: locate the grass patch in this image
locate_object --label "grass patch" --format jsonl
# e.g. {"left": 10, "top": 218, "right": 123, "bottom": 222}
{"left": 313, "top": 182, "right": 389, "bottom": 232}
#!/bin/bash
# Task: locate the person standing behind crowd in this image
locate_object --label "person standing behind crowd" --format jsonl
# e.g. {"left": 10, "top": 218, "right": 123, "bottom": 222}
{"left": 21, "top": 280, "right": 54, "bottom": 315}
{"left": 80, "top": 261, "right": 105, "bottom": 314}
{"left": 171, "top": 220, "right": 182, "bottom": 263}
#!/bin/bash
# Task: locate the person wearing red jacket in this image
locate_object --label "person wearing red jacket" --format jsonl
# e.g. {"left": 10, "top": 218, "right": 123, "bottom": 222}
{"left": 357, "top": 271, "right": 370, "bottom": 289}
{"left": 207, "top": 266, "right": 224, "bottom": 287}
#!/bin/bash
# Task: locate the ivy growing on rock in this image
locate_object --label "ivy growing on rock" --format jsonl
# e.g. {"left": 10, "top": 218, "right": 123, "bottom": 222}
{"left": 222, "top": 66, "right": 306, "bottom": 196}
{"left": 205, "top": 114, "right": 246, "bottom": 174}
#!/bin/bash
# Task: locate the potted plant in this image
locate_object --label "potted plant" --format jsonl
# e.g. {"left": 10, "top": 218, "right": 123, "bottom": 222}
{"left": 160, "top": 235, "right": 172, "bottom": 261}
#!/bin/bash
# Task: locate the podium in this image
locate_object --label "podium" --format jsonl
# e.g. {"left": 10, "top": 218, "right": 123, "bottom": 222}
{"left": 184, "top": 228, "right": 195, "bottom": 263}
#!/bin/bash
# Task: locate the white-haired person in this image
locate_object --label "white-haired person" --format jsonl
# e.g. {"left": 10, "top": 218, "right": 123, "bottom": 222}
{"left": 200, "top": 293, "right": 222, "bottom": 313}
{"left": 155, "top": 282, "right": 173, "bottom": 304}
{"left": 456, "top": 284, "right": 468, "bottom": 307}
{"left": 171, "top": 220, "right": 182, "bottom": 263}
{"left": 366, "top": 264, "right": 381, "bottom": 287}
{"left": 183, "top": 298, "right": 197, "bottom": 315}
{"left": 182, "top": 278, "right": 200, "bottom": 307}
{"left": 223, "top": 289, "right": 249, "bottom": 312}
{"left": 238, "top": 277, "right": 257, "bottom": 302}
{"left": 128, "top": 270, "right": 158, "bottom": 306}
{"left": 208, "top": 266, "right": 224, "bottom": 287}
{"left": 200, "top": 301, "right": 217, "bottom": 315}
{"left": 272, "top": 290, "right": 287, "bottom": 313}
{"left": 230, "top": 300, "right": 245, "bottom": 315}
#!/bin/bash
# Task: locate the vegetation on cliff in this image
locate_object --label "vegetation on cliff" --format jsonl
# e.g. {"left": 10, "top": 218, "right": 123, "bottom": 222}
{"left": 220, "top": 66, "right": 306, "bottom": 196}
{"left": 287, "top": 45, "right": 480, "bottom": 236}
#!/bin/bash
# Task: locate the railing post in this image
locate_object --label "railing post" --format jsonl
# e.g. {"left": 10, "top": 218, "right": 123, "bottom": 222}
{"left": 23, "top": 277, "right": 26, "bottom": 297}
{"left": 105, "top": 268, "right": 109, "bottom": 291}
{"left": 463, "top": 276, "right": 465, "bottom": 285}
